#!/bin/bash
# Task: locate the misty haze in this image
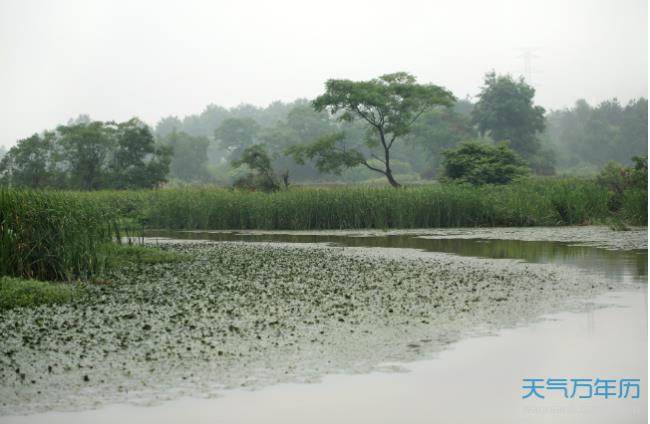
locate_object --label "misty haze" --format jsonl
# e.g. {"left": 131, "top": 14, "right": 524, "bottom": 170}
{"left": 0, "top": 1, "right": 647, "bottom": 423}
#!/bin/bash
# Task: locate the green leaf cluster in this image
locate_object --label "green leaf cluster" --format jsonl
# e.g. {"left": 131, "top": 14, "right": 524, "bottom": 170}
{"left": 442, "top": 140, "right": 530, "bottom": 185}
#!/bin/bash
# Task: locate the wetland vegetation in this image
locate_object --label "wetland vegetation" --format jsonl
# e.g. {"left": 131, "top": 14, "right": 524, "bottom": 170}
{"left": 0, "top": 237, "right": 645, "bottom": 414}
{"left": 0, "top": 40, "right": 646, "bottom": 423}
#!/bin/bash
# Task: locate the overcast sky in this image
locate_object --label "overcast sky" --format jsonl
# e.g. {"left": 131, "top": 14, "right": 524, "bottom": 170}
{"left": 0, "top": 0, "right": 647, "bottom": 148}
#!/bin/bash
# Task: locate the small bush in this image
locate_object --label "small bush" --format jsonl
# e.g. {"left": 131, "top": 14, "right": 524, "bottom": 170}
{"left": 441, "top": 140, "right": 530, "bottom": 185}
{"left": 232, "top": 145, "right": 285, "bottom": 192}
{"left": 622, "top": 188, "right": 648, "bottom": 225}
{"left": 596, "top": 156, "right": 648, "bottom": 223}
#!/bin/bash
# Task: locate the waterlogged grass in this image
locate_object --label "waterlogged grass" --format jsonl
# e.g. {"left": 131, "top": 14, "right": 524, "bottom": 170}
{"left": 0, "top": 277, "right": 85, "bottom": 310}
{"left": 0, "top": 240, "right": 636, "bottom": 414}
{"left": 98, "top": 243, "right": 193, "bottom": 266}
{"left": 0, "top": 241, "right": 190, "bottom": 309}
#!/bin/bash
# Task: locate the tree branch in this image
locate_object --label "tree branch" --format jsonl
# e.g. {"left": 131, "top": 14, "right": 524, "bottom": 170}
{"left": 387, "top": 134, "right": 397, "bottom": 149}
{"left": 354, "top": 106, "right": 380, "bottom": 128}
{"left": 370, "top": 153, "right": 386, "bottom": 164}
{"left": 362, "top": 159, "right": 386, "bottom": 175}
{"left": 408, "top": 108, "right": 427, "bottom": 127}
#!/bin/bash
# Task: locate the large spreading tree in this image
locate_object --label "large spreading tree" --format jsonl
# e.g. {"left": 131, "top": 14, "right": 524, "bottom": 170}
{"left": 288, "top": 72, "right": 455, "bottom": 187}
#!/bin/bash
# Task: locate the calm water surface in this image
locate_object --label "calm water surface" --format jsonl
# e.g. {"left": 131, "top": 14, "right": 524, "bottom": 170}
{"left": 145, "top": 230, "right": 648, "bottom": 284}
{"left": 5, "top": 289, "right": 646, "bottom": 424}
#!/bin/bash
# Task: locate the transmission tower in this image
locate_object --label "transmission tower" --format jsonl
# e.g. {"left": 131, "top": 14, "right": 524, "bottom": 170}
{"left": 515, "top": 47, "right": 542, "bottom": 86}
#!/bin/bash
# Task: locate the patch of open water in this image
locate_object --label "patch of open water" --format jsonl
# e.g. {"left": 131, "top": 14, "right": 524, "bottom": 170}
{"left": 145, "top": 229, "right": 647, "bottom": 284}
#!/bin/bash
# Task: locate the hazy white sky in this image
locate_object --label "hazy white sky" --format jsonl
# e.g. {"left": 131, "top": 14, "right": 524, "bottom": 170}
{"left": 0, "top": 0, "right": 647, "bottom": 147}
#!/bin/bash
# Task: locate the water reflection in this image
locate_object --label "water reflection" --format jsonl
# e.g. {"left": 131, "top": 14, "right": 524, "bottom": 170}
{"left": 144, "top": 230, "right": 648, "bottom": 284}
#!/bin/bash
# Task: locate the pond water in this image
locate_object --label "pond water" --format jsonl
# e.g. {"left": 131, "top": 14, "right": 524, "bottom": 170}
{"left": 2, "top": 228, "right": 647, "bottom": 423}
{"left": 145, "top": 229, "right": 648, "bottom": 284}
{"left": 5, "top": 289, "right": 647, "bottom": 424}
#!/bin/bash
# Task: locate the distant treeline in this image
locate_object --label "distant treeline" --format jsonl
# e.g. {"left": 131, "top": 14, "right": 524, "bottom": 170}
{"left": 0, "top": 73, "right": 646, "bottom": 189}
{"left": 545, "top": 98, "right": 647, "bottom": 170}
{"left": 0, "top": 118, "right": 171, "bottom": 190}
{"left": 151, "top": 96, "right": 647, "bottom": 185}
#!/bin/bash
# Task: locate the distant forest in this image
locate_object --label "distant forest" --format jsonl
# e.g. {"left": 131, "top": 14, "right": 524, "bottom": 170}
{"left": 151, "top": 96, "right": 648, "bottom": 185}
{"left": 0, "top": 73, "right": 647, "bottom": 188}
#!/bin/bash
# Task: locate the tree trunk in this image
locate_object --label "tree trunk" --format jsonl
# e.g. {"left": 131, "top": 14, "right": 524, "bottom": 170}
{"left": 383, "top": 140, "right": 401, "bottom": 188}
{"left": 385, "top": 169, "right": 401, "bottom": 188}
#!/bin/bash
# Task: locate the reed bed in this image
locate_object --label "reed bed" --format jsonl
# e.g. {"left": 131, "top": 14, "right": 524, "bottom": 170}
{"left": 88, "top": 177, "right": 618, "bottom": 230}
{"left": 0, "top": 177, "right": 642, "bottom": 282}
{"left": 0, "top": 190, "right": 114, "bottom": 280}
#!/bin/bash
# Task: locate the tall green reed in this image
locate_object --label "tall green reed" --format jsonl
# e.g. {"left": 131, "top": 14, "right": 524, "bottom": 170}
{"left": 0, "top": 190, "right": 114, "bottom": 280}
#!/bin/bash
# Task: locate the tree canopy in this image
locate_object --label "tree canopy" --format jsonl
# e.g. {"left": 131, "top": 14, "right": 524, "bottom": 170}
{"left": 288, "top": 72, "right": 455, "bottom": 187}
{"left": 231, "top": 144, "right": 284, "bottom": 192}
{"left": 214, "top": 117, "right": 260, "bottom": 161}
{"left": 161, "top": 131, "right": 212, "bottom": 183}
{"left": 545, "top": 98, "right": 648, "bottom": 169}
{"left": 472, "top": 72, "right": 545, "bottom": 159}
{"left": 406, "top": 106, "right": 476, "bottom": 178}
{"left": 0, "top": 119, "right": 171, "bottom": 190}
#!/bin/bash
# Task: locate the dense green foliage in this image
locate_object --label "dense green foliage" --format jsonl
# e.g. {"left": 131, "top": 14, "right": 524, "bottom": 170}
{"left": 289, "top": 72, "right": 456, "bottom": 187}
{"left": 214, "top": 117, "right": 261, "bottom": 162}
{"left": 2, "top": 81, "right": 645, "bottom": 188}
{"left": 0, "top": 190, "right": 114, "bottom": 280}
{"left": 155, "top": 101, "right": 299, "bottom": 140}
{"left": 0, "top": 277, "right": 85, "bottom": 310}
{"left": 441, "top": 141, "right": 530, "bottom": 185}
{"left": 231, "top": 144, "right": 286, "bottom": 192}
{"left": 545, "top": 98, "right": 648, "bottom": 170}
{"left": 155, "top": 92, "right": 644, "bottom": 184}
{"left": 160, "top": 131, "right": 212, "bottom": 183}
{"left": 0, "top": 119, "right": 171, "bottom": 190}
{"left": 597, "top": 156, "right": 648, "bottom": 223}
{"left": 472, "top": 72, "right": 546, "bottom": 160}
{"left": 406, "top": 102, "right": 476, "bottom": 178}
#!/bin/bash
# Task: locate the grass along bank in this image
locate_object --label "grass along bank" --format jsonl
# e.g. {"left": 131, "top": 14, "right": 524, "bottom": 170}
{"left": 83, "top": 176, "right": 639, "bottom": 230}
{"left": 0, "top": 190, "right": 115, "bottom": 281}
{"left": 0, "top": 188, "right": 189, "bottom": 309}
{"left": 0, "top": 277, "right": 86, "bottom": 310}
{"left": 98, "top": 243, "right": 192, "bottom": 267}
{"left": 0, "top": 244, "right": 190, "bottom": 310}
{"left": 0, "top": 176, "right": 644, "bottom": 287}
